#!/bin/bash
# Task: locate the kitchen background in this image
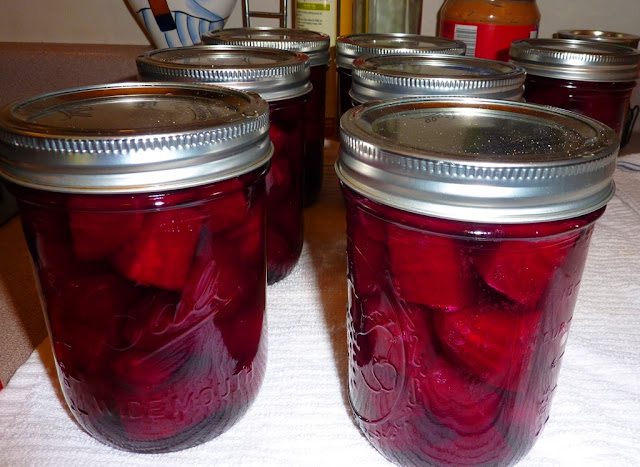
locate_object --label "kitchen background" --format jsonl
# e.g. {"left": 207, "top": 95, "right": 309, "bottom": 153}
{"left": 1, "top": 0, "right": 639, "bottom": 127}
{"left": 1, "top": 0, "right": 636, "bottom": 47}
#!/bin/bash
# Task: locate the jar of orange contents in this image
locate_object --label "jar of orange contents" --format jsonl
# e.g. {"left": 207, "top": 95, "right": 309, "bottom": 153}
{"left": 439, "top": 0, "right": 540, "bottom": 61}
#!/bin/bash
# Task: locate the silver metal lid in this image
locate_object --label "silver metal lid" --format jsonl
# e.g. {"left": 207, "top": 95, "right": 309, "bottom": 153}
{"left": 136, "top": 45, "right": 312, "bottom": 101}
{"left": 201, "top": 27, "right": 330, "bottom": 67}
{"left": 510, "top": 38, "right": 640, "bottom": 82}
{"left": 557, "top": 29, "right": 640, "bottom": 49}
{"left": 336, "top": 33, "right": 466, "bottom": 70}
{"left": 336, "top": 97, "right": 618, "bottom": 223}
{"left": 0, "top": 82, "right": 272, "bottom": 194}
{"left": 350, "top": 54, "right": 526, "bottom": 103}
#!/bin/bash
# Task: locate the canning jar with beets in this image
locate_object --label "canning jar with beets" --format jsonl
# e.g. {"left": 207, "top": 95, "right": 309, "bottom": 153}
{"left": 554, "top": 31, "right": 640, "bottom": 149}
{"left": 335, "top": 34, "right": 466, "bottom": 117}
{"left": 336, "top": 97, "right": 618, "bottom": 466}
{"left": 137, "top": 46, "right": 311, "bottom": 284}
{"left": 350, "top": 53, "right": 526, "bottom": 105}
{"left": 0, "top": 83, "right": 273, "bottom": 453}
{"left": 509, "top": 39, "right": 640, "bottom": 143}
{"left": 439, "top": 0, "right": 540, "bottom": 61}
{"left": 202, "top": 28, "right": 330, "bottom": 207}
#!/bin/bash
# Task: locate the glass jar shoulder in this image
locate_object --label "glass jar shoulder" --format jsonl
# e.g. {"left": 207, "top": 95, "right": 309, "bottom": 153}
{"left": 441, "top": 0, "right": 540, "bottom": 26}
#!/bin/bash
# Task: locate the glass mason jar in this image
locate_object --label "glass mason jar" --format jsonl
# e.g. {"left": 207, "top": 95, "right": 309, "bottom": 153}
{"left": 350, "top": 54, "right": 526, "bottom": 105}
{"left": 335, "top": 34, "right": 466, "bottom": 117}
{"left": 556, "top": 29, "right": 640, "bottom": 49}
{"left": 510, "top": 38, "right": 640, "bottom": 144}
{"left": 439, "top": 0, "right": 540, "bottom": 61}
{"left": 336, "top": 97, "right": 618, "bottom": 466}
{"left": 0, "top": 83, "right": 273, "bottom": 453}
{"left": 201, "top": 27, "right": 330, "bottom": 207}
{"left": 137, "top": 46, "right": 312, "bottom": 284}
{"left": 554, "top": 31, "right": 640, "bottom": 149}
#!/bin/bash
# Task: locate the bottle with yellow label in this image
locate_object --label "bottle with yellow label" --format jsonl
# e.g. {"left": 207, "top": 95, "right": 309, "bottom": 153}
{"left": 294, "top": 0, "right": 353, "bottom": 140}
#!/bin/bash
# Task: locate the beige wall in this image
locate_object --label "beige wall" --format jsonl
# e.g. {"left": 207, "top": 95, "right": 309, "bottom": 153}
{"left": 0, "top": 0, "right": 638, "bottom": 45}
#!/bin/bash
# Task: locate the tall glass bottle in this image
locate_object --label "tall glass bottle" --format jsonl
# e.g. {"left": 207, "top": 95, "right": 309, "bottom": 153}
{"left": 353, "top": 0, "right": 423, "bottom": 34}
{"left": 294, "top": 0, "right": 353, "bottom": 140}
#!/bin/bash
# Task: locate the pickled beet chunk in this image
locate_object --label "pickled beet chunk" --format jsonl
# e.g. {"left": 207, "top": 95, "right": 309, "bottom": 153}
{"left": 266, "top": 124, "right": 293, "bottom": 197}
{"left": 432, "top": 299, "right": 542, "bottom": 392}
{"left": 68, "top": 196, "right": 144, "bottom": 261}
{"left": 265, "top": 192, "right": 303, "bottom": 284}
{"left": 110, "top": 207, "right": 204, "bottom": 291}
{"left": 197, "top": 179, "right": 251, "bottom": 234}
{"left": 217, "top": 301, "right": 264, "bottom": 374}
{"left": 114, "top": 289, "right": 222, "bottom": 387}
{"left": 415, "top": 356, "right": 505, "bottom": 436}
{"left": 19, "top": 203, "right": 108, "bottom": 296}
{"left": 348, "top": 293, "right": 405, "bottom": 424}
{"left": 111, "top": 345, "right": 192, "bottom": 388}
{"left": 177, "top": 216, "right": 264, "bottom": 327}
{"left": 387, "top": 223, "right": 479, "bottom": 310}
{"left": 346, "top": 206, "right": 389, "bottom": 298}
{"left": 472, "top": 234, "right": 578, "bottom": 307}
{"left": 48, "top": 273, "right": 144, "bottom": 376}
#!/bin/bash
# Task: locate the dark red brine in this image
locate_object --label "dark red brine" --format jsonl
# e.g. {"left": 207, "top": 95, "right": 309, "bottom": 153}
{"left": 510, "top": 39, "right": 640, "bottom": 140}
{"left": 202, "top": 28, "right": 330, "bottom": 207}
{"left": 336, "top": 98, "right": 619, "bottom": 466}
{"left": 336, "top": 34, "right": 466, "bottom": 117}
{"left": 137, "top": 46, "right": 312, "bottom": 284}
{"left": 0, "top": 83, "right": 273, "bottom": 452}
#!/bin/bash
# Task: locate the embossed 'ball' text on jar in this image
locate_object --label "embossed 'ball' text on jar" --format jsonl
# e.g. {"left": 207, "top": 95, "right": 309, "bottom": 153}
{"left": 137, "top": 45, "right": 311, "bottom": 284}
{"left": 202, "top": 27, "right": 330, "bottom": 207}
{"left": 0, "top": 83, "right": 273, "bottom": 453}
{"left": 349, "top": 54, "right": 527, "bottom": 105}
{"left": 335, "top": 34, "right": 466, "bottom": 118}
{"left": 336, "top": 97, "right": 619, "bottom": 466}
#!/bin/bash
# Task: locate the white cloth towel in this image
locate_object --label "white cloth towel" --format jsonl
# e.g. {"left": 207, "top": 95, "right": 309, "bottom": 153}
{"left": 1, "top": 155, "right": 640, "bottom": 467}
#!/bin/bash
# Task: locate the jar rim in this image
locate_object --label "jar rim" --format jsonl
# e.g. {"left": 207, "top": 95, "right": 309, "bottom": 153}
{"left": 136, "top": 45, "right": 312, "bottom": 101}
{"left": 350, "top": 54, "right": 526, "bottom": 103}
{"left": 336, "top": 33, "right": 466, "bottom": 69}
{"left": 0, "top": 82, "right": 273, "bottom": 194}
{"left": 556, "top": 29, "right": 640, "bottom": 48}
{"left": 201, "top": 27, "right": 330, "bottom": 66}
{"left": 510, "top": 38, "right": 640, "bottom": 82}
{"left": 336, "top": 97, "right": 618, "bottom": 223}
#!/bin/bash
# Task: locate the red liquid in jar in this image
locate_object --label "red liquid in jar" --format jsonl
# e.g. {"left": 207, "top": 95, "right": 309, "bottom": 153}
{"left": 304, "top": 65, "right": 328, "bottom": 207}
{"left": 522, "top": 74, "right": 636, "bottom": 136}
{"left": 11, "top": 168, "right": 267, "bottom": 453}
{"left": 266, "top": 96, "right": 307, "bottom": 284}
{"left": 343, "top": 186, "right": 603, "bottom": 467}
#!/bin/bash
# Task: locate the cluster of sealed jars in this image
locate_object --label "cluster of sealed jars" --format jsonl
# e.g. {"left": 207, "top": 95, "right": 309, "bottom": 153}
{"left": 0, "top": 26, "right": 635, "bottom": 467}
